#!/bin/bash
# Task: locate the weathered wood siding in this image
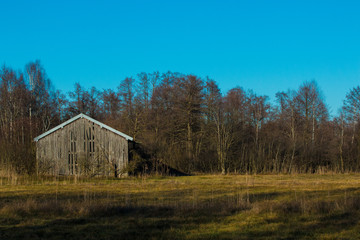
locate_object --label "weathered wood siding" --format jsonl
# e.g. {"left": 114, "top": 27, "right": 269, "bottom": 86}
{"left": 36, "top": 118, "right": 129, "bottom": 176}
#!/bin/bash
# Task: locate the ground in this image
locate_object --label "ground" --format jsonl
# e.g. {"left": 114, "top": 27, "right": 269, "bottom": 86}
{"left": 0, "top": 174, "right": 360, "bottom": 239}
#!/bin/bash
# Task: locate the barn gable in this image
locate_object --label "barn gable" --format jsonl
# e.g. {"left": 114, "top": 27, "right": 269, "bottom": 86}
{"left": 34, "top": 113, "right": 133, "bottom": 142}
{"left": 34, "top": 114, "right": 133, "bottom": 177}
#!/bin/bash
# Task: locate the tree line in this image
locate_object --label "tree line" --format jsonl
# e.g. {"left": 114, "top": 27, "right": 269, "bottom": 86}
{"left": 1, "top": 60, "right": 360, "bottom": 175}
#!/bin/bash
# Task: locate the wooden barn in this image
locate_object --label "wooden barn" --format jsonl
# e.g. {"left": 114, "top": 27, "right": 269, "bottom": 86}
{"left": 34, "top": 113, "right": 133, "bottom": 177}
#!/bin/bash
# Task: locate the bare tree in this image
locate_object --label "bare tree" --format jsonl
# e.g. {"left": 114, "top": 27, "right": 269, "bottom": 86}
{"left": 25, "top": 60, "right": 53, "bottom": 134}
{"left": 276, "top": 90, "right": 298, "bottom": 172}
{"left": 68, "top": 82, "right": 89, "bottom": 116}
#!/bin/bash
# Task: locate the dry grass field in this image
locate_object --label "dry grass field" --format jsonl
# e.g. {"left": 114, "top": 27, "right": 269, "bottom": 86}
{"left": 1, "top": 174, "right": 360, "bottom": 239}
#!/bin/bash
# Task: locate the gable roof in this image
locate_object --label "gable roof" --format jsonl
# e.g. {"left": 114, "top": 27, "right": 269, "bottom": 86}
{"left": 34, "top": 113, "right": 133, "bottom": 142}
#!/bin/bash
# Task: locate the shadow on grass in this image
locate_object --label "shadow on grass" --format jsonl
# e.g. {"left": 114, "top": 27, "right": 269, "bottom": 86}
{"left": 1, "top": 184, "right": 360, "bottom": 239}
{"left": 2, "top": 203, "right": 359, "bottom": 240}
{"left": 225, "top": 211, "right": 360, "bottom": 240}
{"left": 0, "top": 205, "right": 227, "bottom": 240}
{"left": 283, "top": 212, "right": 359, "bottom": 239}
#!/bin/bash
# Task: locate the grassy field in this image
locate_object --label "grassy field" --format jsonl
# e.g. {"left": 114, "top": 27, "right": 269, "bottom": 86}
{"left": 1, "top": 174, "right": 360, "bottom": 239}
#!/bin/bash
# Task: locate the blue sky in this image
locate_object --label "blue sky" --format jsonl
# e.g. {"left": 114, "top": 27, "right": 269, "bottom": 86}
{"left": 1, "top": 0, "right": 360, "bottom": 115}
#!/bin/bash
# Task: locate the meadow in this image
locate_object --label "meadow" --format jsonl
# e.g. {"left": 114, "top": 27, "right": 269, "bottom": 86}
{"left": 0, "top": 174, "right": 360, "bottom": 239}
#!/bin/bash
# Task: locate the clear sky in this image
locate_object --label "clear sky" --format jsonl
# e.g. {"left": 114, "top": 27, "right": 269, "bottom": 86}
{"left": 1, "top": 0, "right": 360, "bottom": 115}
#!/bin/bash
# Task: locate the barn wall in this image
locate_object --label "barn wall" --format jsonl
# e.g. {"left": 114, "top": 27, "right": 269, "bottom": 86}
{"left": 36, "top": 118, "right": 129, "bottom": 177}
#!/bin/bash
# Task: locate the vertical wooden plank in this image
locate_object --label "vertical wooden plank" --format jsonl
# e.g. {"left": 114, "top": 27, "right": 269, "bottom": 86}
{"left": 94, "top": 123, "right": 99, "bottom": 175}
{"left": 64, "top": 122, "right": 69, "bottom": 175}
{"left": 72, "top": 120, "right": 75, "bottom": 175}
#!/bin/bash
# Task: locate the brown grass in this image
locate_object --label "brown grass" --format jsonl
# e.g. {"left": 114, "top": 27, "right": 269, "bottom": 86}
{"left": 0, "top": 174, "right": 360, "bottom": 239}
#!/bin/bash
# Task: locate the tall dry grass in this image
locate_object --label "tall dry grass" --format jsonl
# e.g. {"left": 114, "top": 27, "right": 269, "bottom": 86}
{"left": 1, "top": 174, "right": 360, "bottom": 239}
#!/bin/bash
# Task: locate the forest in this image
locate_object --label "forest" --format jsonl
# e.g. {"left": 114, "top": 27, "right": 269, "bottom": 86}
{"left": 1, "top": 60, "right": 360, "bottom": 175}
